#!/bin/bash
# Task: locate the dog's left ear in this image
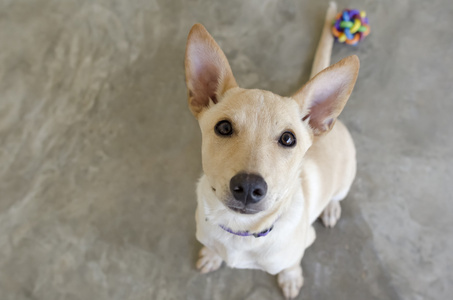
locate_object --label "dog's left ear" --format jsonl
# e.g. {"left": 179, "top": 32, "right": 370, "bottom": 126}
{"left": 185, "top": 24, "right": 238, "bottom": 118}
{"left": 293, "top": 55, "right": 360, "bottom": 135}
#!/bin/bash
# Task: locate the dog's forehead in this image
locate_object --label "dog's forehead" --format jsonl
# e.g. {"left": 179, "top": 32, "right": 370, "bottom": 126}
{"left": 220, "top": 89, "right": 300, "bottom": 126}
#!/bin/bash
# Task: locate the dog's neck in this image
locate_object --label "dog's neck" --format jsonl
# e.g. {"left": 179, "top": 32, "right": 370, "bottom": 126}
{"left": 219, "top": 223, "right": 275, "bottom": 238}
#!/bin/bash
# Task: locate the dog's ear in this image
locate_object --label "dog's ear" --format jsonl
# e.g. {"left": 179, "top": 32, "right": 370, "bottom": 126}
{"left": 185, "top": 24, "right": 238, "bottom": 118}
{"left": 293, "top": 55, "right": 359, "bottom": 135}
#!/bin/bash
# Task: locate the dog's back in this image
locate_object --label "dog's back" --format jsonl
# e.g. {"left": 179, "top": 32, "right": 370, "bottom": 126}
{"left": 303, "top": 120, "right": 356, "bottom": 225}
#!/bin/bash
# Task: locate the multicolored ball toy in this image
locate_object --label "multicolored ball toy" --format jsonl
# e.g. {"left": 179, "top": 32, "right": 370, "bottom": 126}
{"left": 332, "top": 9, "right": 370, "bottom": 45}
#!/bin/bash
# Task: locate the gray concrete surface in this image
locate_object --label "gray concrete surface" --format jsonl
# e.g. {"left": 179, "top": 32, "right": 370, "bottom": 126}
{"left": 1, "top": 0, "right": 452, "bottom": 299}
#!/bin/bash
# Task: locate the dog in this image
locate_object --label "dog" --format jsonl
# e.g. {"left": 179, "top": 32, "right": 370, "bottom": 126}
{"left": 184, "top": 2, "right": 359, "bottom": 298}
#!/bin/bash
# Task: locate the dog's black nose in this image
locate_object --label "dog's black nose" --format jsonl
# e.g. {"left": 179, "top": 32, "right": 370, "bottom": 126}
{"left": 230, "top": 173, "right": 267, "bottom": 204}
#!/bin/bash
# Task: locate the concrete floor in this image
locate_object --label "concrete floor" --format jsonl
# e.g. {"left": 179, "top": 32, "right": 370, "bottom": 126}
{"left": 1, "top": 0, "right": 452, "bottom": 299}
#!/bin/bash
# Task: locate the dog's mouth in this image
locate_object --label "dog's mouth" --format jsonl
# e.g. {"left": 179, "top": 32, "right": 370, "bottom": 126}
{"left": 226, "top": 204, "right": 262, "bottom": 215}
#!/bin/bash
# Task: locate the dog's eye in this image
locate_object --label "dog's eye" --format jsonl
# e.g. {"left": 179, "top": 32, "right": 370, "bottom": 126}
{"left": 279, "top": 131, "right": 296, "bottom": 147}
{"left": 215, "top": 120, "right": 233, "bottom": 136}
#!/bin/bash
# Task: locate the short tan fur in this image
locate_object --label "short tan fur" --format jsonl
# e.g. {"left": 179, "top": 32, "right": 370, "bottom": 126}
{"left": 184, "top": 3, "right": 359, "bottom": 298}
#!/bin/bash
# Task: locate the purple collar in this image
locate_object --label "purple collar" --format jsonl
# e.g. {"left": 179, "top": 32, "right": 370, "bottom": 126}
{"left": 219, "top": 224, "right": 274, "bottom": 238}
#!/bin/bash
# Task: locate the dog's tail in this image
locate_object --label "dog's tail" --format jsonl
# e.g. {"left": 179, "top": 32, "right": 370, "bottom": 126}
{"left": 310, "top": 2, "right": 337, "bottom": 79}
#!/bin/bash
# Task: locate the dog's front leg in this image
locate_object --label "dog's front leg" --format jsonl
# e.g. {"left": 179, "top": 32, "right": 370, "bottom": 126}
{"left": 277, "top": 263, "right": 304, "bottom": 299}
{"left": 196, "top": 246, "right": 223, "bottom": 274}
{"left": 321, "top": 200, "right": 342, "bottom": 228}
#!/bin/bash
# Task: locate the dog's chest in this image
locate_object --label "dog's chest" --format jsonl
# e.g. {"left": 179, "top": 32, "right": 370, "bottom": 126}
{"left": 196, "top": 216, "right": 306, "bottom": 275}
{"left": 219, "top": 237, "right": 297, "bottom": 274}
{"left": 220, "top": 240, "right": 268, "bottom": 270}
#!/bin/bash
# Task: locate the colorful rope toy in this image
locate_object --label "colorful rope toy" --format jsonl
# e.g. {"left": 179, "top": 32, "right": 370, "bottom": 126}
{"left": 332, "top": 9, "right": 370, "bottom": 45}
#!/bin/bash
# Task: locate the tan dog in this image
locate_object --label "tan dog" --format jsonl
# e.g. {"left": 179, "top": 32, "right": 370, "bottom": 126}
{"left": 184, "top": 3, "right": 359, "bottom": 299}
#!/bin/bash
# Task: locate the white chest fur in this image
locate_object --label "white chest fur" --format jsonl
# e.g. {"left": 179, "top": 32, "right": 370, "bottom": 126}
{"left": 195, "top": 175, "right": 314, "bottom": 275}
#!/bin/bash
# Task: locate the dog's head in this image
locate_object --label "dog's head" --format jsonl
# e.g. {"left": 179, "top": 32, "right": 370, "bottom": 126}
{"left": 185, "top": 24, "right": 359, "bottom": 215}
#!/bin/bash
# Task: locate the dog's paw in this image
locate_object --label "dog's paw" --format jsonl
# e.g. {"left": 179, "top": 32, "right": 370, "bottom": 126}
{"left": 196, "top": 246, "right": 223, "bottom": 274}
{"left": 321, "top": 200, "right": 341, "bottom": 228}
{"left": 278, "top": 265, "right": 303, "bottom": 299}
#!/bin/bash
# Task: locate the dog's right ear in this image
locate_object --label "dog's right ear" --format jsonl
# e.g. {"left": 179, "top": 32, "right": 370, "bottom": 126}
{"left": 185, "top": 24, "right": 238, "bottom": 118}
